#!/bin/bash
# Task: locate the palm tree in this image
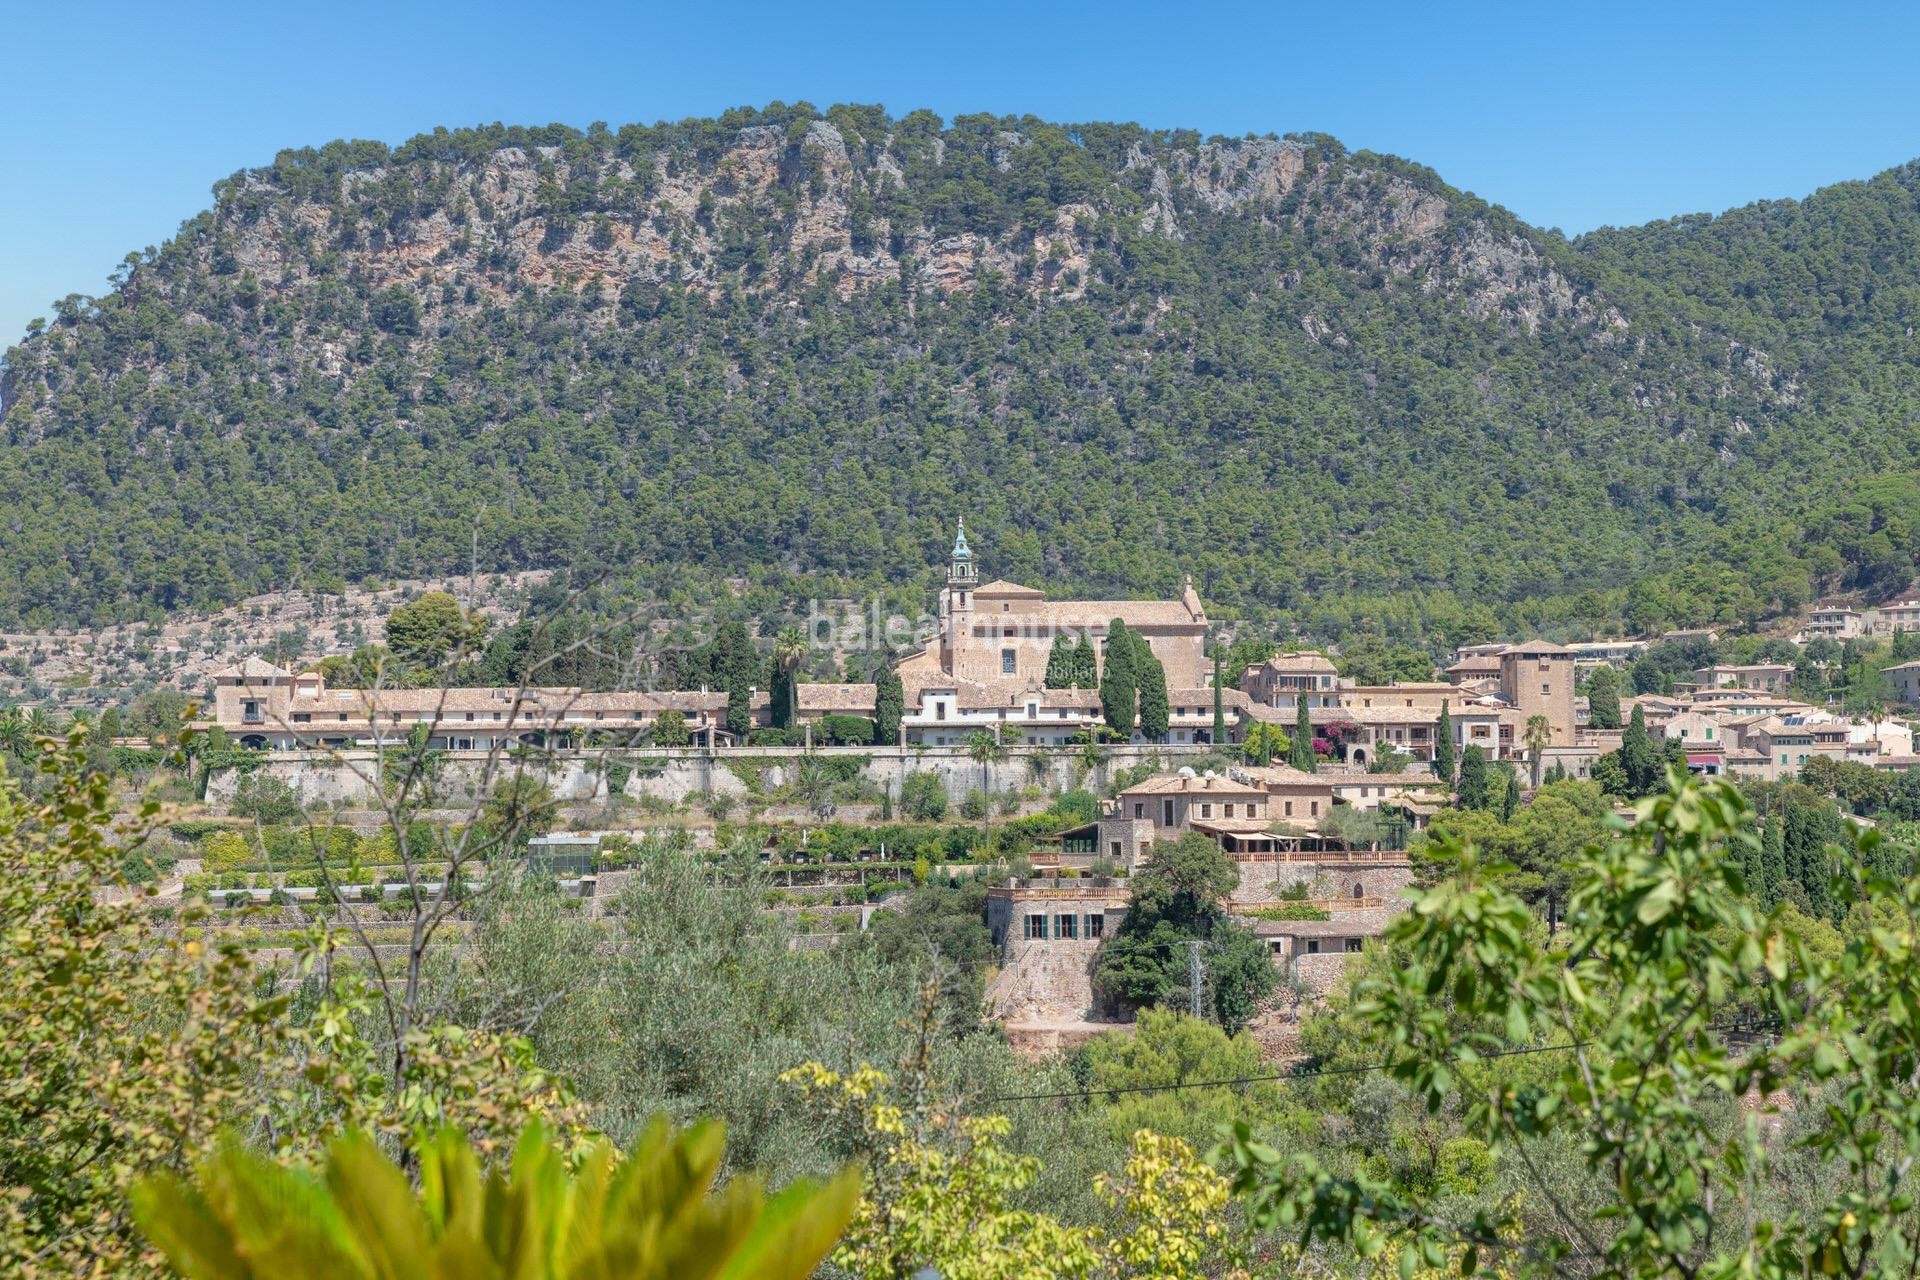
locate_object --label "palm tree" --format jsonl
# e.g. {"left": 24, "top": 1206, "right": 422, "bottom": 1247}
{"left": 771, "top": 626, "right": 807, "bottom": 730}
{"left": 1523, "top": 714, "right": 1553, "bottom": 789}
{"left": 967, "top": 729, "right": 1009, "bottom": 835}
{"left": 0, "top": 708, "right": 32, "bottom": 765}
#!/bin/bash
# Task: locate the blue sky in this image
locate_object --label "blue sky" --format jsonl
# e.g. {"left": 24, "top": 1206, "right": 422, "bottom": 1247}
{"left": 6, "top": 0, "right": 1920, "bottom": 343}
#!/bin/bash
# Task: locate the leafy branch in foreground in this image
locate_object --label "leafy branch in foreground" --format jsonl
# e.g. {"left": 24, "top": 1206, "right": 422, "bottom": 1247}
{"left": 131, "top": 1117, "right": 859, "bottom": 1280}
{"left": 1224, "top": 767, "right": 1920, "bottom": 1278}
{"left": 782, "top": 1060, "right": 1244, "bottom": 1280}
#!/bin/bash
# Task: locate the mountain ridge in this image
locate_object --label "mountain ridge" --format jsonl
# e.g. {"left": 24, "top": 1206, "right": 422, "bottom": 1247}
{"left": 2, "top": 104, "right": 1915, "bottom": 637}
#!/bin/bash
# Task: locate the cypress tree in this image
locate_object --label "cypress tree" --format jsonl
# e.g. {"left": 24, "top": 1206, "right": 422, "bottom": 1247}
{"left": 1622, "top": 704, "right": 1659, "bottom": 796}
{"left": 1289, "top": 689, "right": 1315, "bottom": 772}
{"left": 1457, "top": 745, "right": 1491, "bottom": 810}
{"left": 1137, "top": 644, "right": 1170, "bottom": 742}
{"left": 1761, "top": 812, "right": 1786, "bottom": 908}
{"left": 1500, "top": 767, "right": 1522, "bottom": 821}
{"left": 1099, "top": 620, "right": 1138, "bottom": 738}
{"left": 1585, "top": 665, "right": 1623, "bottom": 729}
{"left": 1434, "top": 702, "right": 1455, "bottom": 784}
{"left": 1211, "top": 653, "right": 1227, "bottom": 745}
{"left": 708, "top": 621, "right": 756, "bottom": 740}
{"left": 873, "top": 668, "right": 904, "bottom": 745}
{"left": 1044, "top": 636, "right": 1075, "bottom": 688}
{"left": 1073, "top": 636, "right": 1099, "bottom": 687}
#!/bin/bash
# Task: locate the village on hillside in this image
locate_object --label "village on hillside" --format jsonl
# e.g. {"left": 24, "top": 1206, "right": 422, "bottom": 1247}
{"left": 32, "top": 519, "right": 1909, "bottom": 1054}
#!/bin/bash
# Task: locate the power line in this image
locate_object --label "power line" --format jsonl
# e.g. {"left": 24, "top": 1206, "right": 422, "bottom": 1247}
{"left": 974, "top": 1017, "right": 1781, "bottom": 1107}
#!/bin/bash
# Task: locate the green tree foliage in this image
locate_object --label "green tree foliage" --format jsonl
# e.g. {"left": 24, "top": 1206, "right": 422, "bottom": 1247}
{"left": 1076, "top": 1009, "right": 1292, "bottom": 1147}
{"left": 1584, "top": 663, "right": 1623, "bottom": 729}
{"left": 898, "top": 770, "right": 947, "bottom": 822}
{"left": 1333, "top": 634, "right": 1437, "bottom": 686}
{"left": 384, "top": 591, "right": 488, "bottom": 670}
{"left": 480, "top": 774, "right": 557, "bottom": 841}
{"left": 1240, "top": 722, "right": 1290, "bottom": 767}
{"left": 1629, "top": 635, "right": 1721, "bottom": 696}
{"left": 873, "top": 669, "right": 904, "bottom": 745}
{"left": 1225, "top": 772, "right": 1920, "bottom": 1278}
{"left": 11, "top": 110, "right": 1920, "bottom": 634}
{"left": 1045, "top": 636, "right": 1077, "bottom": 688}
{"left": 1800, "top": 754, "right": 1895, "bottom": 816}
{"left": 1289, "top": 693, "right": 1315, "bottom": 773}
{"left": 1136, "top": 646, "right": 1170, "bottom": 742}
{"left": 1094, "top": 832, "right": 1274, "bottom": 1031}
{"left": 1099, "top": 620, "right": 1139, "bottom": 738}
{"left": 230, "top": 773, "right": 303, "bottom": 825}
{"left": 1455, "top": 745, "right": 1491, "bottom": 810}
{"left": 126, "top": 688, "right": 193, "bottom": 742}
{"left": 1499, "top": 767, "right": 1522, "bottom": 821}
{"left": 1620, "top": 702, "right": 1663, "bottom": 796}
{"left": 651, "top": 709, "right": 690, "bottom": 747}
{"left": 1760, "top": 804, "right": 1788, "bottom": 907}
{"left": 704, "top": 622, "right": 759, "bottom": 740}
{"left": 1891, "top": 769, "right": 1920, "bottom": 822}
{"left": 132, "top": 1119, "right": 858, "bottom": 1280}
{"left": 1433, "top": 703, "right": 1455, "bottom": 784}
{"left": 768, "top": 627, "right": 806, "bottom": 730}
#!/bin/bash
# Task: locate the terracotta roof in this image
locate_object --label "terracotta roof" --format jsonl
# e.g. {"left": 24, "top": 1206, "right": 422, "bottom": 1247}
{"left": 1500, "top": 640, "right": 1573, "bottom": 656}
{"left": 1246, "top": 917, "right": 1392, "bottom": 938}
{"left": 1324, "top": 771, "right": 1442, "bottom": 786}
{"left": 953, "top": 681, "right": 1102, "bottom": 712}
{"left": 797, "top": 683, "right": 878, "bottom": 712}
{"left": 1234, "top": 763, "right": 1327, "bottom": 786}
{"left": 1189, "top": 818, "right": 1279, "bottom": 835}
{"left": 973, "top": 579, "right": 1046, "bottom": 598}
{"left": 216, "top": 656, "right": 294, "bottom": 679}
{"left": 1255, "top": 651, "right": 1339, "bottom": 674}
{"left": 1347, "top": 706, "right": 1447, "bottom": 724}
{"left": 1117, "top": 772, "right": 1265, "bottom": 797}
{"left": 281, "top": 685, "right": 723, "bottom": 717}
{"left": 1033, "top": 599, "right": 1205, "bottom": 628}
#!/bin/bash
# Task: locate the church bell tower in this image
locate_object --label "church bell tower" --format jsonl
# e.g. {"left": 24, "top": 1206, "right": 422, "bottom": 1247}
{"left": 942, "top": 517, "right": 977, "bottom": 673}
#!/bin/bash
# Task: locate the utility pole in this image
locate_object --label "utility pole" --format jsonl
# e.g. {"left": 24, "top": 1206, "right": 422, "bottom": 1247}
{"left": 1186, "top": 939, "right": 1205, "bottom": 1020}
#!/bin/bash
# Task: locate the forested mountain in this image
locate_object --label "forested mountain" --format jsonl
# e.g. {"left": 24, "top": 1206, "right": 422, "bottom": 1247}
{"left": 3, "top": 103, "right": 1918, "bottom": 636}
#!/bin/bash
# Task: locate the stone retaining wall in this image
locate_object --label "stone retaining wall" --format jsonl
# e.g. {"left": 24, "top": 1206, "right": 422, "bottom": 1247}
{"left": 208, "top": 744, "right": 1216, "bottom": 813}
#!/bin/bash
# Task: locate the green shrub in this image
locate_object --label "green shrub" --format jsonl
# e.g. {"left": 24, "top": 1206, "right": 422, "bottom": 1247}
{"left": 1247, "top": 901, "right": 1331, "bottom": 922}
{"left": 899, "top": 770, "right": 947, "bottom": 821}
{"left": 201, "top": 830, "right": 252, "bottom": 872}
{"left": 816, "top": 714, "right": 876, "bottom": 746}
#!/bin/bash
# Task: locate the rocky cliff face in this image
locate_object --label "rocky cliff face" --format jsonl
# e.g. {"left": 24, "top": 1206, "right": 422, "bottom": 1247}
{"left": 8, "top": 115, "right": 1636, "bottom": 414}
{"left": 0, "top": 107, "right": 1839, "bottom": 629}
